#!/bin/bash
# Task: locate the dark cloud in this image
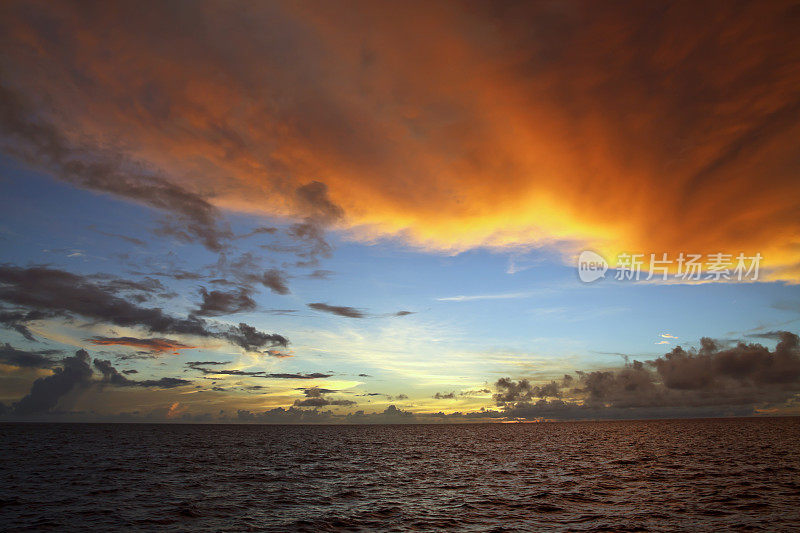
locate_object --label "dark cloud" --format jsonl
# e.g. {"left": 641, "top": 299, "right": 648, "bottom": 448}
{"left": 0, "top": 265, "right": 210, "bottom": 336}
{"left": 0, "top": 84, "right": 232, "bottom": 252}
{"left": 307, "top": 303, "right": 365, "bottom": 318}
{"left": 460, "top": 389, "right": 491, "bottom": 396}
{"left": 13, "top": 349, "right": 93, "bottom": 415}
{"left": 433, "top": 391, "right": 456, "bottom": 400}
{"left": 259, "top": 269, "right": 290, "bottom": 295}
{"left": 0, "top": 309, "right": 53, "bottom": 341}
{"left": 186, "top": 361, "right": 330, "bottom": 380}
{"left": 93, "top": 276, "right": 167, "bottom": 297}
{"left": 237, "top": 407, "right": 334, "bottom": 423}
{"left": 307, "top": 303, "right": 411, "bottom": 319}
{"left": 293, "top": 383, "right": 357, "bottom": 405}
{"left": 204, "top": 253, "right": 291, "bottom": 297}
{"left": 493, "top": 332, "right": 800, "bottom": 419}
{"left": 653, "top": 333, "right": 800, "bottom": 390}
{"left": 94, "top": 359, "right": 190, "bottom": 388}
{"left": 298, "top": 387, "right": 339, "bottom": 397}
{"left": 222, "top": 322, "right": 289, "bottom": 351}
{"left": 0, "top": 266, "right": 288, "bottom": 352}
{"left": 746, "top": 331, "right": 792, "bottom": 341}
{"left": 285, "top": 222, "right": 333, "bottom": 266}
{"left": 275, "top": 182, "right": 344, "bottom": 267}
{"left": 294, "top": 397, "right": 356, "bottom": 407}
{"left": 194, "top": 287, "right": 256, "bottom": 317}
{"left": 0, "top": 343, "right": 57, "bottom": 368}
{"left": 345, "top": 405, "right": 415, "bottom": 423}
{"left": 295, "top": 182, "right": 345, "bottom": 224}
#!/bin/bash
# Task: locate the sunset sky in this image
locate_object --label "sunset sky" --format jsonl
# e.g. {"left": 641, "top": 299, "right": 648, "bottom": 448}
{"left": 1, "top": 0, "right": 799, "bottom": 422}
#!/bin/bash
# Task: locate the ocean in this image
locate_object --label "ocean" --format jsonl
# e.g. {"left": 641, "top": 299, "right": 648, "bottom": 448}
{"left": 1, "top": 418, "right": 799, "bottom": 531}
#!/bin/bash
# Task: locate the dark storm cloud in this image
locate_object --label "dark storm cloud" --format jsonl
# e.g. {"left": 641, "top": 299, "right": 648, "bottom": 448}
{"left": 13, "top": 349, "right": 93, "bottom": 415}
{"left": 0, "top": 84, "right": 232, "bottom": 252}
{"left": 94, "top": 359, "right": 190, "bottom": 388}
{"left": 0, "top": 265, "right": 210, "bottom": 336}
{"left": 493, "top": 332, "right": 800, "bottom": 419}
{"left": 222, "top": 322, "right": 289, "bottom": 351}
{"left": 433, "top": 392, "right": 456, "bottom": 400}
{"left": 653, "top": 333, "right": 800, "bottom": 389}
{"left": 0, "top": 343, "right": 57, "bottom": 368}
{"left": 194, "top": 287, "right": 256, "bottom": 317}
{"left": 0, "top": 266, "right": 290, "bottom": 352}
{"left": 307, "top": 303, "right": 365, "bottom": 319}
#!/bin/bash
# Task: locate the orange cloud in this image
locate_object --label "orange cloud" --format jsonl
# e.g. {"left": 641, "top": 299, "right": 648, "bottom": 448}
{"left": 1, "top": 1, "right": 798, "bottom": 278}
{"left": 89, "top": 336, "right": 195, "bottom": 354}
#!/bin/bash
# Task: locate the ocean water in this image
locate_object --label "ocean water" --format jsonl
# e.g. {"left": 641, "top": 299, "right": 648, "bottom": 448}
{"left": 1, "top": 418, "right": 799, "bottom": 531}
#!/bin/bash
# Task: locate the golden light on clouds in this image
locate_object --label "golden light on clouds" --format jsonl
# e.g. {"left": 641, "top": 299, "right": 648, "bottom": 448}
{"left": 1, "top": 1, "right": 798, "bottom": 277}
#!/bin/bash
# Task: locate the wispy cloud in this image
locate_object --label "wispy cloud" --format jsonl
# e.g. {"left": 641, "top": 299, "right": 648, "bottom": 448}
{"left": 437, "top": 291, "right": 543, "bottom": 302}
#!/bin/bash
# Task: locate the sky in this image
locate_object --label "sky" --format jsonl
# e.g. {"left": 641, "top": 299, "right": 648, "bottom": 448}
{"left": 0, "top": 0, "right": 799, "bottom": 423}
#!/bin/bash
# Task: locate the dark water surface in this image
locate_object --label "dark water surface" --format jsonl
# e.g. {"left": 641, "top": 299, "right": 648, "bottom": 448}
{"left": 1, "top": 418, "right": 799, "bottom": 531}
